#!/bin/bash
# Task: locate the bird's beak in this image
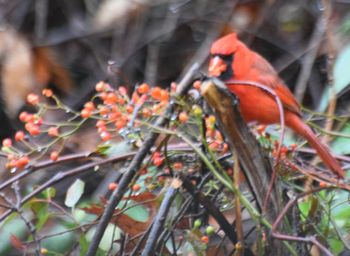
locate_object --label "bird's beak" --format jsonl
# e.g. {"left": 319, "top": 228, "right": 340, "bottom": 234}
{"left": 208, "top": 56, "right": 227, "bottom": 77}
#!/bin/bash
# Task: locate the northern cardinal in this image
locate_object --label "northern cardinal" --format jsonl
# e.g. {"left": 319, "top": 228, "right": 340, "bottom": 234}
{"left": 208, "top": 32, "right": 344, "bottom": 178}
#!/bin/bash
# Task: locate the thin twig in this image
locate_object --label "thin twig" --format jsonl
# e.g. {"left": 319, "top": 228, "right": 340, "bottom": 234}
{"left": 294, "top": 15, "right": 326, "bottom": 102}
{"left": 141, "top": 180, "right": 179, "bottom": 256}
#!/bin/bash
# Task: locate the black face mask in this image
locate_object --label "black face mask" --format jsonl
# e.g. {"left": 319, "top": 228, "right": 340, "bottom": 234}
{"left": 211, "top": 54, "right": 234, "bottom": 81}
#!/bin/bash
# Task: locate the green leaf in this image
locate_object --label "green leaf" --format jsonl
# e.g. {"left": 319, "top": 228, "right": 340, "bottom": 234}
{"left": 331, "top": 126, "right": 350, "bottom": 155}
{"left": 35, "top": 205, "right": 50, "bottom": 231}
{"left": 79, "top": 235, "right": 89, "bottom": 256}
{"left": 329, "top": 238, "right": 344, "bottom": 255}
{"left": 122, "top": 203, "right": 149, "bottom": 222}
{"left": 298, "top": 199, "right": 312, "bottom": 220}
{"left": 102, "top": 141, "right": 134, "bottom": 157}
{"left": 65, "top": 179, "right": 85, "bottom": 208}
{"left": 319, "top": 44, "right": 350, "bottom": 111}
{"left": 86, "top": 224, "right": 121, "bottom": 253}
{"left": 41, "top": 224, "right": 75, "bottom": 252}
{"left": 43, "top": 187, "right": 56, "bottom": 199}
{"left": 0, "top": 216, "right": 27, "bottom": 254}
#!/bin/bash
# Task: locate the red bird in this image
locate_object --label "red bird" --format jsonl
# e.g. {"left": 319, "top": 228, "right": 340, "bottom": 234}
{"left": 209, "top": 32, "right": 344, "bottom": 178}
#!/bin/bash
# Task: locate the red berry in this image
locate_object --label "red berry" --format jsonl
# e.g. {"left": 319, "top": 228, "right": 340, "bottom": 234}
{"left": 132, "top": 184, "right": 141, "bottom": 192}
{"left": 95, "top": 81, "right": 106, "bottom": 92}
{"left": 96, "top": 120, "right": 106, "bottom": 128}
{"left": 100, "top": 131, "right": 112, "bottom": 141}
{"left": 2, "top": 138, "right": 12, "bottom": 147}
{"left": 179, "top": 112, "right": 188, "bottom": 123}
{"left": 173, "top": 162, "right": 183, "bottom": 170}
{"left": 201, "top": 236, "right": 209, "bottom": 244}
{"left": 42, "top": 89, "right": 53, "bottom": 97}
{"left": 151, "top": 87, "right": 162, "bottom": 100}
{"left": 50, "top": 151, "right": 59, "bottom": 161}
{"left": 153, "top": 157, "right": 163, "bottom": 167}
{"left": 16, "top": 156, "right": 30, "bottom": 168}
{"left": 81, "top": 109, "right": 92, "bottom": 118}
{"left": 105, "top": 93, "right": 118, "bottom": 104}
{"left": 108, "top": 182, "right": 118, "bottom": 191}
{"left": 118, "top": 86, "right": 127, "bottom": 95}
{"left": 137, "top": 83, "right": 150, "bottom": 94}
{"left": 48, "top": 127, "right": 59, "bottom": 137}
{"left": 84, "top": 102, "right": 95, "bottom": 111}
{"left": 15, "top": 131, "right": 25, "bottom": 141}
{"left": 19, "top": 112, "right": 28, "bottom": 122}
{"left": 27, "top": 93, "right": 40, "bottom": 105}
{"left": 193, "top": 80, "right": 201, "bottom": 90}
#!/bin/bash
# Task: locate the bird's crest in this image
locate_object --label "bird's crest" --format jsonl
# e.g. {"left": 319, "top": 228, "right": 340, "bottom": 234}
{"left": 210, "top": 33, "right": 238, "bottom": 55}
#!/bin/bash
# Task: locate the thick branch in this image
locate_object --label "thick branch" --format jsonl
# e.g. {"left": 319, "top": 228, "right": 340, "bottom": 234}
{"left": 200, "top": 78, "right": 282, "bottom": 221}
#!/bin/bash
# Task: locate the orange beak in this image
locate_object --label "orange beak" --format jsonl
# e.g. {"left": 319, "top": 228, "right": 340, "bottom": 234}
{"left": 208, "top": 56, "right": 227, "bottom": 77}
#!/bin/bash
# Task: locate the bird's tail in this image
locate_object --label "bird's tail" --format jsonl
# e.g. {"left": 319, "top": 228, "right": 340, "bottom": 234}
{"left": 286, "top": 114, "right": 344, "bottom": 178}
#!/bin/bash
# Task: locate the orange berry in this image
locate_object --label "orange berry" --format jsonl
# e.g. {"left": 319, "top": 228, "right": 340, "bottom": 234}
{"left": 179, "top": 112, "right": 188, "bottom": 123}
{"left": 280, "top": 146, "right": 288, "bottom": 154}
{"left": 19, "top": 112, "right": 28, "bottom": 122}
{"left": 99, "top": 92, "right": 108, "bottom": 101}
{"left": 27, "top": 93, "right": 39, "bottom": 105}
{"left": 115, "top": 120, "right": 126, "bottom": 130}
{"left": 108, "top": 182, "right": 118, "bottom": 191}
{"left": 152, "top": 151, "right": 161, "bottom": 159}
{"left": 173, "top": 162, "right": 183, "bottom": 170}
{"left": 48, "top": 127, "right": 59, "bottom": 137}
{"left": 171, "top": 82, "right": 177, "bottom": 92}
{"left": 109, "top": 111, "right": 121, "bottom": 121}
{"left": 96, "top": 120, "right": 106, "bottom": 128}
{"left": 97, "top": 126, "right": 107, "bottom": 133}
{"left": 151, "top": 87, "right": 162, "bottom": 100}
{"left": 99, "top": 106, "right": 110, "bottom": 116}
{"left": 34, "top": 117, "right": 43, "bottom": 126}
{"left": 81, "top": 109, "right": 92, "bottom": 118}
{"left": 153, "top": 157, "right": 163, "bottom": 167}
{"left": 201, "top": 236, "right": 209, "bottom": 244}
{"left": 118, "top": 97, "right": 126, "bottom": 105}
{"left": 193, "top": 80, "right": 201, "bottom": 90}
{"left": 105, "top": 93, "right": 118, "bottom": 104}
{"left": 42, "top": 89, "right": 53, "bottom": 97}
{"left": 126, "top": 105, "right": 134, "bottom": 113}
{"left": 16, "top": 156, "right": 29, "bottom": 168}
{"left": 84, "top": 102, "right": 95, "bottom": 111}
{"left": 290, "top": 143, "right": 298, "bottom": 151}
{"left": 2, "top": 138, "right": 12, "bottom": 147}
{"left": 15, "top": 131, "right": 25, "bottom": 141}
{"left": 95, "top": 81, "right": 106, "bottom": 92}
{"left": 118, "top": 86, "right": 127, "bottom": 95}
{"left": 100, "top": 131, "right": 112, "bottom": 141}
{"left": 319, "top": 181, "right": 327, "bottom": 188}
{"left": 137, "top": 83, "right": 150, "bottom": 94}
{"left": 132, "top": 184, "right": 141, "bottom": 192}
{"left": 50, "top": 151, "right": 59, "bottom": 161}
{"left": 142, "top": 108, "right": 152, "bottom": 118}
{"left": 24, "top": 114, "right": 35, "bottom": 123}
{"left": 160, "top": 90, "right": 169, "bottom": 102}
{"left": 25, "top": 123, "right": 40, "bottom": 136}
{"left": 222, "top": 143, "right": 229, "bottom": 153}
